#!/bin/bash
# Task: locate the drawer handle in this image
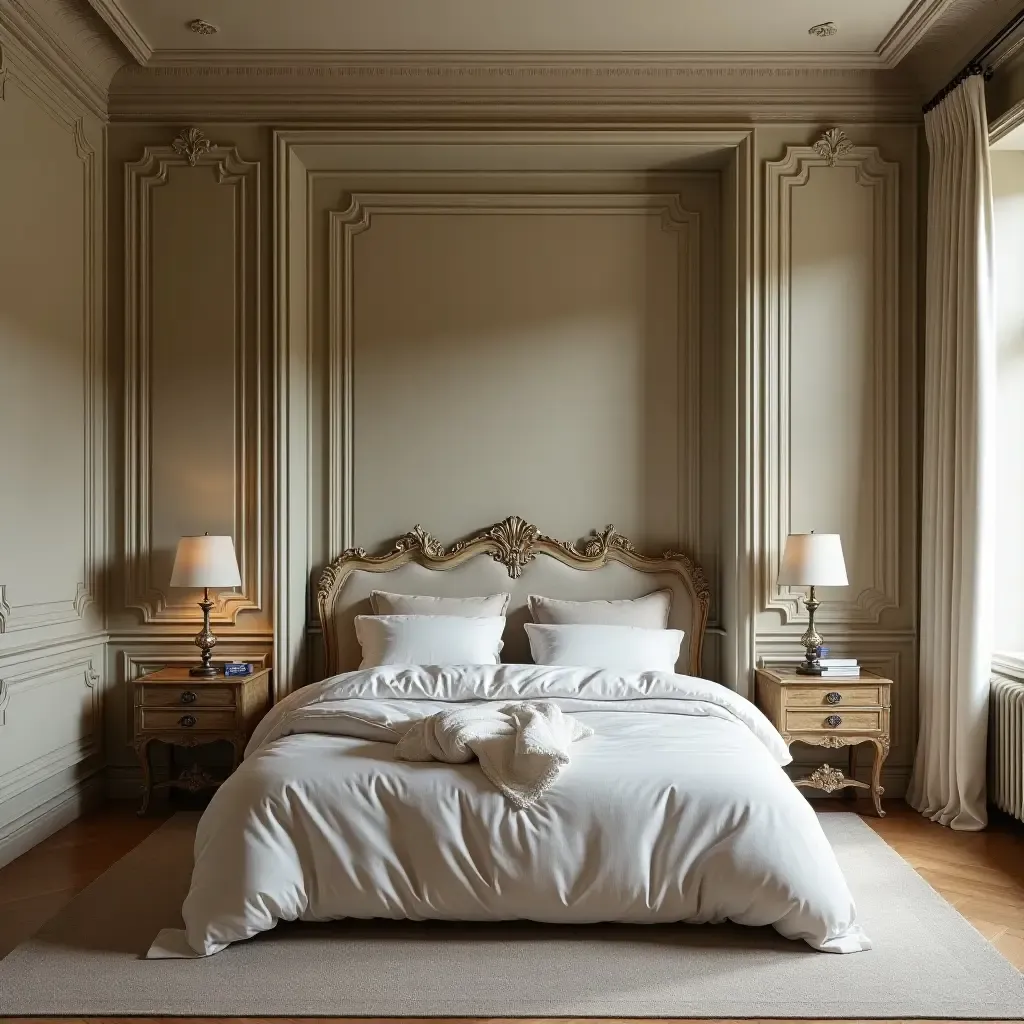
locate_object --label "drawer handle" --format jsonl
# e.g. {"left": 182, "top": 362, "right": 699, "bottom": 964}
{"left": 825, "top": 714, "right": 842, "bottom": 729}
{"left": 180, "top": 691, "right": 198, "bottom": 705}
{"left": 825, "top": 691, "right": 842, "bottom": 705}
{"left": 179, "top": 715, "right": 197, "bottom": 728}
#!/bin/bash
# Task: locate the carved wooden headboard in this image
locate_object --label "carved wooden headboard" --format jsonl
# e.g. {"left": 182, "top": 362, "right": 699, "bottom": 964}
{"left": 316, "top": 515, "right": 711, "bottom": 679}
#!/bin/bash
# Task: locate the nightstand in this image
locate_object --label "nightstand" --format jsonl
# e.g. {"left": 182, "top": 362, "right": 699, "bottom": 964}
{"left": 132, "top": 666, "right": 272, "bottom": 815}
{"left": 754, "top": 665, "right": 892, "bottom": 817}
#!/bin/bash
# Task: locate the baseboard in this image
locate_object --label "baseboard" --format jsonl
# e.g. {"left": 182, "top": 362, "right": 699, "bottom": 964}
{"left": 0, "top": 774, "right": 105, "bottom": 869}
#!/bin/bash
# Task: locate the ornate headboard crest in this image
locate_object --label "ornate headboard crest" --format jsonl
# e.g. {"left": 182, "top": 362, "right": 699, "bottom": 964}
{"left": 317, "top": 515, "right": 711, "bottom": 675}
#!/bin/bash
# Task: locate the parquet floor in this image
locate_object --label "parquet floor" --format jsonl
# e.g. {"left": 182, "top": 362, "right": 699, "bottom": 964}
{"left": 0, "top": 799, "right": 1021, "bottom": 1024}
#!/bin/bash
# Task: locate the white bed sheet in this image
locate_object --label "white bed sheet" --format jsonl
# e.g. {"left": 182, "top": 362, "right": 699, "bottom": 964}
{"left": 155, "top": 665, "right": 870, "bottom": 957}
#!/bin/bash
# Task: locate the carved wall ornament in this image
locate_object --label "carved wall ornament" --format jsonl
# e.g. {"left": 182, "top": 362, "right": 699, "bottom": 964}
{"left": 808, "top": 22, "right": 838, "bottom": 38}
{"left": 813, "top": 127, "right": 854, "bottom": 166}
{"left": 172, "top": 127, "right": 215, "bottom": 166}
{"left": 0, "top": 679, "right": 7, "bottom": 726}
{"left": 187, "top": 19, "right": 218, "bottom": 35}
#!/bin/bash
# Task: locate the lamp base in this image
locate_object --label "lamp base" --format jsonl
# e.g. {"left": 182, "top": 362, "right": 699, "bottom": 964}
{"left": 189, "top": 663, "right": 219, "bottom": 678}
{"left": 795, "top": 661, "right": 824, "bottom": 676}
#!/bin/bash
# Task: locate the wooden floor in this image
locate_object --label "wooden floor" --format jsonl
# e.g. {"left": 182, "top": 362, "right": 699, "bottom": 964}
{"left": 0, "top": 799, "right": 1021, "bottom": 1024}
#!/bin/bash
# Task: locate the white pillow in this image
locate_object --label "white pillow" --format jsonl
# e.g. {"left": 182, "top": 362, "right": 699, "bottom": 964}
{"left": 355, "top": 615, "right": 505, "bottom": 668}
{"left": 370, "top": 590, "right": 510, "bottom": 616}
{"left": 524, "top": 622, "right": 684, "bottom": 673}
{"left": 527, "top": 590, "right": 672, "bottom": 629}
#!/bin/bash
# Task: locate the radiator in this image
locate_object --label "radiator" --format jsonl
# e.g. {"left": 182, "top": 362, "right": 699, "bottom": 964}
{"left": 989, "top": 675, "right": 1024, "bottom": 821}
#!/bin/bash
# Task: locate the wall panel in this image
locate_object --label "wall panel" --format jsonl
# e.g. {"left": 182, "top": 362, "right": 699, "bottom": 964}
{"left": 329, "top": 192, "right": 702, "bottom": 557}
{"left": 0, "top": 50, "right": 102, "bottom": 642}
{"left": 763, "top": 140, "right": 901, "bottom": 626}
{"left": 0, "top": 21, "right": 106, "bottom": 864}
{"left": 758, "top": 126, "right": 919, "bottom": 793}
{"left": 122, "top": 136, "right": 262, "bottom": 627}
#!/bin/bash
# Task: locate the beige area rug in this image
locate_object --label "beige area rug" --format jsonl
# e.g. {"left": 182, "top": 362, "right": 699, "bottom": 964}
{"left": 0, "top": 812, "right": 1022, "bottom": 1018}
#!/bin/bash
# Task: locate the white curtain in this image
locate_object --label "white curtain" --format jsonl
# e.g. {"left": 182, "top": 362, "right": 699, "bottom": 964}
{"left": 908, "top": 74, "right": 996, "bottom": 831}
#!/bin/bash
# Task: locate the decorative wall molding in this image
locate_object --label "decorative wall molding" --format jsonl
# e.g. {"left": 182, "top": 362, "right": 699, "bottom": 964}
{"left": 108, "top": 63, "right": 920, "bottom": 123}
{"left": 0, "top": 50, "right": 102, "bottom": 637}
{"left": 0, "top": 653, "right": 103, "bottom": 800}
{"left": 276, "top": 129, "right": 756, "bottom": 697}
{"left": 0, "top": 0, "right": 125, "bottom": 118}
{"left": 326, "top": 190, "right": 701, "bottom": 565}
{"left": 77, "top": 0, "right": 147, "bottom": 63}
{"left": 901, "top": 0, "right": 1023, "bottom": 99}
{"left": 762, "top": 139, "right": 901, "bottom": 627}
{"left": 124, "top": 139, "right": 262, "bottom": 625}
{"left": 875, "top": 0, "right": 956, "bottom": 68}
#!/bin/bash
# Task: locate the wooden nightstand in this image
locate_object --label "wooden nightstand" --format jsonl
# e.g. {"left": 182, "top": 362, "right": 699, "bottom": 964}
{"left": 754, "top": 665, "right": 892, "bottom": 817}
{"left": 132, "top": 666, "right": 272, "bottom": 815}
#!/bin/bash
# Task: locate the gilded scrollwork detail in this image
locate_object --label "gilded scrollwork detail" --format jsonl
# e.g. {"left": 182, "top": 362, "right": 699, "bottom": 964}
{"left": 487, "top": 515, "right": 540, "bottom": 578}
{"left": 317, "top": 517, "right": 711, "bottom": 676}
{"left": 817, "top": 735, "right": 853, "bottom": 748}
{"left": 803, "top": 764, "right": 847, "bottom": 793}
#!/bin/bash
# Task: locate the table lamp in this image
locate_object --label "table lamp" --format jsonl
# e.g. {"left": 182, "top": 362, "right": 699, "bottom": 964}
{"left": 169, "top": 533, "right": 242, "bottom": 677}
{"left": 777, "top": 532, "right": 849, "bottom": 676}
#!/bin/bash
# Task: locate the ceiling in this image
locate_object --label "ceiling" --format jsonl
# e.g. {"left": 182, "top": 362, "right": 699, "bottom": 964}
{"left": 87, "top": 0, "right": 957, "bottom": 67}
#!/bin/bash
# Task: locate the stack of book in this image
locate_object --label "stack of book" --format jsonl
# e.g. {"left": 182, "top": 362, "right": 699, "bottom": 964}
{"left": 814, "top": 647, "right": 860, "bottom": 678}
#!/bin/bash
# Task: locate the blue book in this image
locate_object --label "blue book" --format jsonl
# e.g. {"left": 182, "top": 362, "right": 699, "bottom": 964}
{"left": 223, "top": 662, "right": 253, "bottom": 677}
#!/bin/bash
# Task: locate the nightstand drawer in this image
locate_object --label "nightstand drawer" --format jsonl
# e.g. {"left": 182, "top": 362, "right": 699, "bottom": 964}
{"left": 785, "top": 709, "right": 883, "bottom": 733}
{"left": 784, "top": 685, "right": 884, "bottom": 709}
{"left": 139, "top": 684, "right": 236, "bottom": 709}
{"left": 139, "top": 708, "right": 237, "bottom": 732}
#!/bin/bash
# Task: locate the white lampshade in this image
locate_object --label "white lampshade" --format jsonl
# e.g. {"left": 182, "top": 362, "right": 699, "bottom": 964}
{"left": 777, "top": 533, "right": 849, "bottom": 587}
{"left": 169, "top": 535, "right": 241, "bottom": 589}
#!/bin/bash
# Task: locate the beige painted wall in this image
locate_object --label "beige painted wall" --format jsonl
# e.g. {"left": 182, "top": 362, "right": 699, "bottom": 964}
{"left": 754, "top": 125, "right": 920, "bottom": 795}
{"left": 0, "top": 28, "right": 107, "bottom": 864}
{"left": 104, "top": 121, "right": 919, "bottom": 799}
{"left": 104, "top": 124, "right": 273, "bottom": 796}
{"left": 991, "top": 151, "right": 1024, "bottom": 658}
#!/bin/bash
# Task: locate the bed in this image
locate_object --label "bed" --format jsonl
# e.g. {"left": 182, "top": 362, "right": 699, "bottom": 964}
{"left": 150, "top": 516, "right": 870, "bottom": 958}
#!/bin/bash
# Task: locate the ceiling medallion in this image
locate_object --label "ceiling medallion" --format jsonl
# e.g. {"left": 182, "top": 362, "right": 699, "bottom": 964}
{"left": 187, "top": 18, "right": 218, "bottom": 35}
{"left": 808, "top": 21, "right": 838, "bottom": 38}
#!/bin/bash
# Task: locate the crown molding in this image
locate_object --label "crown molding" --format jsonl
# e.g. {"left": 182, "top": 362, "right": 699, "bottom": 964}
{"left": 79, "top": 0, "right": 961, "bottom": 72}
{"left": 876, "top": 0, "right": 958, "bottom": 68}
{"left": 900, "top": 0, "right": 1024, "bottom": 96}
{"left": 81, "top": 0, "right": 148, "bottom": 64}
{"left": 108, "top": 63, "right": 920, "bottom": 123}
{"left": 0, "top": 0, "right": 126, "bottom": 116}
{"left": 147, "top": 47, "right": 894, "bottom": 71}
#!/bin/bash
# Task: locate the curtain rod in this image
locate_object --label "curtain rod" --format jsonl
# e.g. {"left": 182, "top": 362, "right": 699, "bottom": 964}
{"left": 923, "top": 7, "right": 1024, "bottom": 113}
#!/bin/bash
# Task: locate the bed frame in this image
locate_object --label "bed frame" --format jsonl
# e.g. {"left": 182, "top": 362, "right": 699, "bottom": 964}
{"left": 317, "top": 515, "right": 711, "bottom": 678}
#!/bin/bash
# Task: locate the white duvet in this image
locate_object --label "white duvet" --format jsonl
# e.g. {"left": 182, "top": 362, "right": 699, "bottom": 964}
{"left": 151, "top": 665, "right": 871, "bottom": 958}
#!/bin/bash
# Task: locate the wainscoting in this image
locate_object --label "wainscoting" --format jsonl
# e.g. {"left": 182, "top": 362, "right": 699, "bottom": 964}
{"left": 0, "top": 19, "right": 107, "bottom": 864}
